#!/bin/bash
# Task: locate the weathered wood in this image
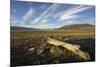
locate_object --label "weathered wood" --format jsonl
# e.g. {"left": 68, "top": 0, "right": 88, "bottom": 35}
{"left": 47, "top": 38, "right": 90, "bottom": 60}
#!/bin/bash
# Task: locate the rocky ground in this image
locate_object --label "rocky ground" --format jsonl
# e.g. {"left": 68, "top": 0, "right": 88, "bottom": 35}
{"left": 11, "top": 36, "right": 95, "bottom": 66}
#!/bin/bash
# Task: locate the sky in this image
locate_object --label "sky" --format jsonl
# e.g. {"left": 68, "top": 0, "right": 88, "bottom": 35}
{"left": 11, "top": 1, "right": 95, "bottom": 29}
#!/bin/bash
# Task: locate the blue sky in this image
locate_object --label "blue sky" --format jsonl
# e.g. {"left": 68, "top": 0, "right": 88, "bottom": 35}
{"left": 11, "top": 1, "right": 95, "bottom": 29}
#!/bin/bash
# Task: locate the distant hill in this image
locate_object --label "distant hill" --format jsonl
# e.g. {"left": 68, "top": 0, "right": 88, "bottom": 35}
{"left": 11, "top": 24, "right": 95, "bottom": 30}
{"left": 58, "top": 24, "right": 95, "bottom": 30}
{"left": 11, "top": 26, "right": 38, "bottom": 30}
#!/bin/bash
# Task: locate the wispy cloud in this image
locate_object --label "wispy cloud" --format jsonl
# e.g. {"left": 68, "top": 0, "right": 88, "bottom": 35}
{"left": 34, "top": 5, "right": 92, "bottom": 25}
{"left": 41, "top": 19, "right": 49, "bottom": 23}
{"left": 60, "top": 15, "right": 79, "bottom": 20}
{"left": 11, "top": 1, "right": 94, "bottom": 29}
{"left": 10, "top": 15, "right": 19, "bottom": 26}
{"left": 34, "top": 5, "right": 92, "bottom": 27}
{"left": 22, "top": 7, "right": 35, "bottom": 22}
{"left": 32, "top": 4, "right": 59, "bottom": 24}
{"left": 55, "top": 5, "right": 92, "bottom": 21}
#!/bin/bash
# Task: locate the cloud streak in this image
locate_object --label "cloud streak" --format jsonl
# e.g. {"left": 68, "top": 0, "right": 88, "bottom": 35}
{"left": 55, "top": 5, "right": 92, "bottom": 21}
{"left": 32, "top": 4, "right": 59, "bottom": 24}
{"left": 33, "top": 5, "right": 92, "bottom": 25}
{"left": 11, "top": 1, "right": 94, "bottom": 29}
{"left": 22, "top": 7, "right": 35, "bottom": 22}
{"left": 60, "top": 15, "right": 79, "bottom": 20}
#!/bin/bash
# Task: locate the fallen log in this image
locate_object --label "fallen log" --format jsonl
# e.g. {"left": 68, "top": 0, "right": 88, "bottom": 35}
{"left": 47, "top": 38, "right": 90, "bottom": 60}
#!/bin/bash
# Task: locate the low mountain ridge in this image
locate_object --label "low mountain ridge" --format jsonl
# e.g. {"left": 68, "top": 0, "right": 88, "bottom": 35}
{"left": 11, "top": 26, "right": 38, "bottom": 30}
{"left": 58, "top": 24, "right": 94, "bottom": 30}
{"left": 11, "top": 24, "right": 95, "bottom": 30}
